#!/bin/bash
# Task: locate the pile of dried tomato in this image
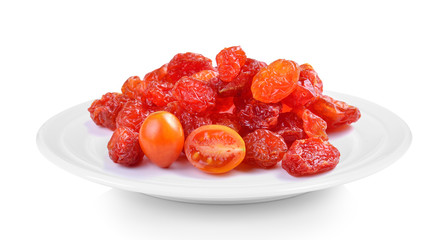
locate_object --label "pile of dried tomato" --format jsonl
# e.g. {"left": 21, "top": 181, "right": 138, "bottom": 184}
{"left": 88, "top": 46, "right": 360, "bottom": 177}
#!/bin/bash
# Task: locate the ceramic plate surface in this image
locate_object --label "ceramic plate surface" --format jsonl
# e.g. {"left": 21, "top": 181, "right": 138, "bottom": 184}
{"left": 37, "top": 91, "right": 411, "bottom": 204}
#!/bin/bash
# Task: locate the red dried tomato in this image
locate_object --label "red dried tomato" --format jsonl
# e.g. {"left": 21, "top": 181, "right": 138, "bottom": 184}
{"left": 210, "top": 113, "right": 241, "bottom": 132}
{"left": 121, "top": 76, "right": 143, "bottom": 99}
{"left": 216, "top": 46, "right": 247, "bottom": 82}
{"left": 88, "top": 92, "right": 129, "bottom": 130}
{"left": 143, "top": 64, "right": 168, "bottom": 82}
{"left": 172, "top": 76, "right": 217, "bottom": 113}
{"left": 116, "top": 100, "right": 157, "bottom": 132}
{"left": 302, "top": 109, "right": 328, "bottom": 141}
{"left": 107, "top": 126, "right": 144, "bottom": 166}
{"left": 243, "top": 129, "right": 288, "bottom": 168}
{"left": 166, "top": 52, "right": 214, "bottom": 82}
{"left": 307, "top": 95, "right": 361, "bottom": 129}
{"left": 219, "top": 58, "right": 267, "bottom": 97}
{"left": 143, "top": 80, "right": 176, "bottom": 107}
{"left": 274, "top": 112, "right": 306, "bottom": 146}
{"left": 235, "top": 98, "right": 282, "bottom": 132}
{"left": 282, "top": 138, "right": 340, "bottom": 177}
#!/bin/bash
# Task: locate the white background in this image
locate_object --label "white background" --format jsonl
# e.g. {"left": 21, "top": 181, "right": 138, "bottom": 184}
{"left": 1, "top": 0, "right": 445, "bottom": 239}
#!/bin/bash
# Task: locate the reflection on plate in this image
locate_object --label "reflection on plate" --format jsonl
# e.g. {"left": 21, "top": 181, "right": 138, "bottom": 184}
{"left": 37, "top": 91, "right": 411, "bottom": 204}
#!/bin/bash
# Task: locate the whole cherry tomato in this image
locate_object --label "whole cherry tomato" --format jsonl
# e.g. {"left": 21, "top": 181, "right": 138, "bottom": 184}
{"left": 139, "top": 111, "right": 184, "bottom": 168}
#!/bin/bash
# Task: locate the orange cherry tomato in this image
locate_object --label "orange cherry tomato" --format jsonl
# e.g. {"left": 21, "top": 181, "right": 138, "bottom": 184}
{"left": 184, "top": 125, "right": 246, "bottom": 174}
{"left": 139, "top": 111, "right": 184, "bottom": 168}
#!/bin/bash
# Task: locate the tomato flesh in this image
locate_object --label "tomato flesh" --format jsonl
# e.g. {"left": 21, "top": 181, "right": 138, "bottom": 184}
{"left": 184, "top": 125, "right": 245, "bottom": 174}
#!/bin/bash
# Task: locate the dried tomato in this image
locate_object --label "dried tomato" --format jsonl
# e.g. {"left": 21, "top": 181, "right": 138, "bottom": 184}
{"left": 235, "top": 98, "right": 282, "bottom": 132}
{"left": 251, "top": 59, "right": 300, "bottom": 103}
{"left": 219, "top": 58, "right": 267, "bottom": 97}
{"left": 212, "top": 96, "right": 234, "bottom": 113}
{"left": 307, "top": 95, "right": 361, "bottom": 129}
{"left": 116, "top": 100, "right": 155, "bottom": 132}
{"left": 282, "top": 80, "right": 318, "bottom": 108}
{"left": 107, "top": 126, "right": 144, "bottom": 166}
{"left": 191, "top": 70, "right": 219, "bottom": 83}
{"left": 302, "top": 109, "right": 328, "bottom": 141}
{"left": 232, "top": 86, "right": 254, "bottom": 109}
{"left": 162, "top": 101, "right": 211, "bottom": 137}
{"left": 216, "top": 46, "right": 247, "bottom": 82}
{"left": 143, "top": 80, "right": 175, "bottom": 107}
{"left": 172, "top": 76, "right": 217, "bottom": 113}
{"left": 274, "top": 112, "right": 306, "bottom": 146}
{"left": 243, "top": 129, "right": 288, "bottom": 168}
{"left": 121, "top": 76, "right": 143, "bottom": 99}
{"left": 143, "top": 64, "right": 168, "bottom": 82}
{"left": 210, "top": 113, "right": 241, "bottom": 132}
{"left": 282, "top": 138, "right": 340, "bottom": 177}
{"left": 163, "top": 100, "right": 182, "bottom": 116}
{"left": 177, "top": 111, "right": 213, "bottom": 137}
{"left": 88, "top": 92, "right": 129, "bottom": 130}
{"left": 282, "top": 63, "right": 323, "bottom": 108}
{"left": 133, "top": 80, "right": 149, "bottom": 103}
{"left": 299, "top": 63, "right": 323, "bottom": 94}
{"left": 166, "top": 52, "right": 214, "bottom": 82}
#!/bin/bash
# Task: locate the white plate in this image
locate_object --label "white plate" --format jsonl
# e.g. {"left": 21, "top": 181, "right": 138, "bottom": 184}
{"left": 37, "top": 91, "right": 411, "bottom": 204}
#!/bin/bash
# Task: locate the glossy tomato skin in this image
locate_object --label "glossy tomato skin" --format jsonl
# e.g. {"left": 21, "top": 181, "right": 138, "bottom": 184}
{"left": 184, "top": 125, "right": 246, "bottom": 174}
{"left": 139, "top": 111, "right": 184, "bottom": 168}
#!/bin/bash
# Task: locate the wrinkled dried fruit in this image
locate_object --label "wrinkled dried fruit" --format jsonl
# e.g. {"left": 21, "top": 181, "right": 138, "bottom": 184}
{"left": 143, "top": 64, "right": 168, "bottom": 82}
{"left": 232, "top": 85, "right": 254, "bottom": 108}
{"left": 243, "top": 129, "right": 288, "bottom": 168}
{"left": 282, "top": 63, "right": 323, "bottom": 108}
{"left": 133, "top": 81, "right": 149, "bottom": 103}
{"left": 282, "top": 138, "right": 340, "bottom": 177}
{"left": 143, "top": 80, "right": 175, "bottom": 107}
{"left": 302, "top": 109, "right": 328, "bottom": 140}
{"left": 212, "top": 97, "right": 234, "bottom": 113}
{"left": 173, "top": 76, "right": 216, "bottom": 113}
{"left": 121, "top": 76, "right": 143, "bottom": 99}
{"left": 163, "top": 100, "right": 182, "bottom": 116}
{"left": 274, "top": 112, "right": 306, "bottom": 146}
{"left": 282, "top": 80, "right": 318, "bottom": 108}
{"left": 216, "top": 46, "right": 247, "bottom": 82}
{"left": 307, "top": 95, "right": 361, "bottom": 129}
{"left": 300, "top": 63, "right": 323, "bottom": 94}
{"left": 251, "top": 59, "right": 300, "bottom": 103}
{"left": 210, "top": 113, "right": 241, "bottom": 132}
{"left": 107, "top": 126, "right": 144, "bottom": 166}
{"left": 191, "top": 70, "right": 219, "bottom": 83}
{"left": 88, "top": 92, "right": 129, "bottom": 130}
{"left": 219, "top": 58, "right": 267, "bottom": 97}
{"left": 177, "top": 111, "right": 213, "bottom": 137}
{"left": 166, "top": 52, "right": 214, "bottom": 82}
{"left": 281, "top": 103, "right": 293, "bottom": 113}
{"left": 116, "top": 100, "right": 153, "bottom": 132}
{"left": 235, "top": 98, "right": 282, "bottom": 132}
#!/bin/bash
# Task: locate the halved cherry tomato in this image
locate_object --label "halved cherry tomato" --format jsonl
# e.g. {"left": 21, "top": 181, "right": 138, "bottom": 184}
{"left": 139, "top": 111, "right": 184, "bottom": 168}
{"left": 184, "top": 125, "right": 246, "bottom": 174}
